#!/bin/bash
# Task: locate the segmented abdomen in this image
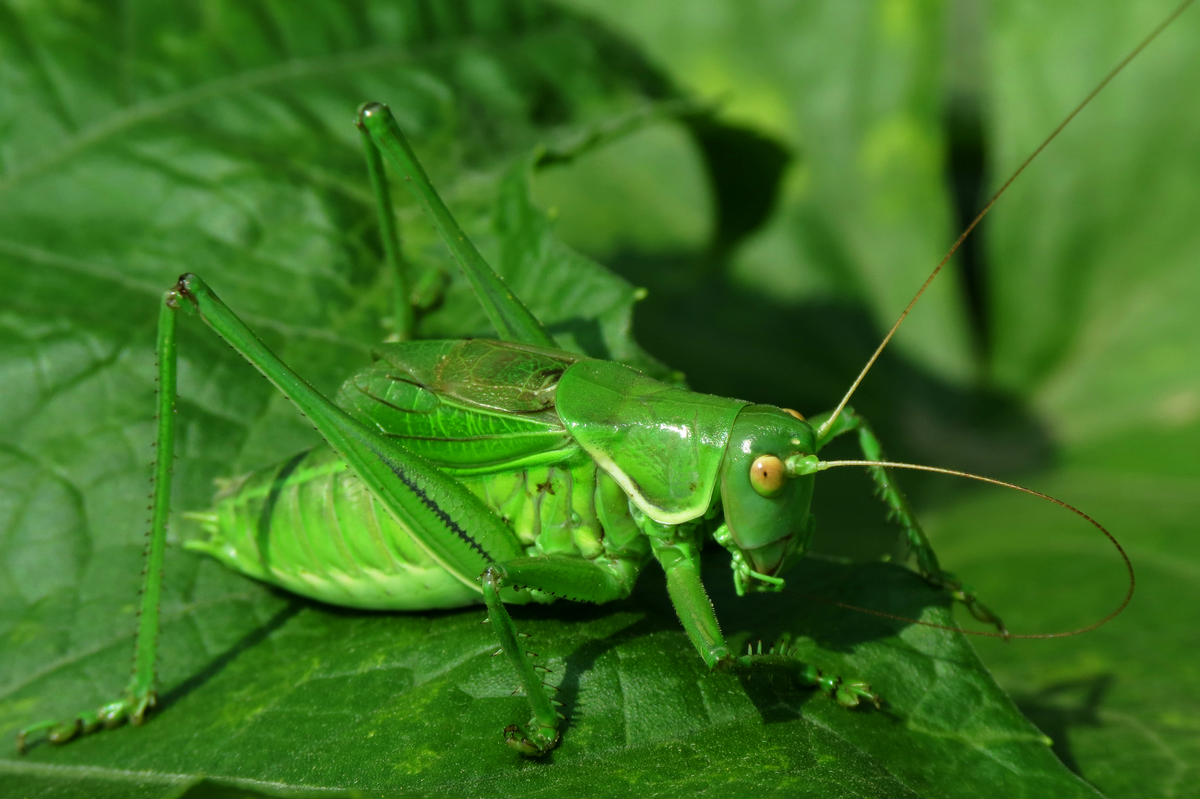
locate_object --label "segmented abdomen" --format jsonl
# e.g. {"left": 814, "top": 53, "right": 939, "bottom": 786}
{"left": 186, "top": 446, "right": 479, "bottom": 610}
{"left": 460, "top": 454, "right": 647, "bottom": 573}
{"left": 186, "top": 444, "right": 648, "bottom": 611}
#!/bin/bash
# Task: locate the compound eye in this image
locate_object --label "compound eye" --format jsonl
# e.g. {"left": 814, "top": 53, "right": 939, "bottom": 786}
{"left": 749, "top": 455, "right": 787, "bottom": 497}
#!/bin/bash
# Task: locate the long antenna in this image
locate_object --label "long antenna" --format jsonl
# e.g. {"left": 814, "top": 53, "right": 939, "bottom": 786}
{"left": 811, "top": 459, "right": 1134, "bottom": 639}
{"left": 817, "top": 0, "right": 1194, "bottom": 440}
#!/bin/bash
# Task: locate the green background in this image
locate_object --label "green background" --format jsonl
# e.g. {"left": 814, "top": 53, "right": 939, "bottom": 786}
{"left": 1, "top": 1, "right": 1197, "bottom": 796}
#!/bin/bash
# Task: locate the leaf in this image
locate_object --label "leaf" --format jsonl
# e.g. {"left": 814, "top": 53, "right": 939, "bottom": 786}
{"left": 542, "top": 0, "right": 1200, "bottom": 796}
{"left": 3, "top": 1, "right": 1192, "bottom": 798}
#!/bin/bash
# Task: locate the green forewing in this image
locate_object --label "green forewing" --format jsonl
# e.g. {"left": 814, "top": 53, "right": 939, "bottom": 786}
{"left": 556, "top": 361, "right": 748, "bottom": 523}
{"left": 336, "top": 339, "right": 581, "bottom": 473}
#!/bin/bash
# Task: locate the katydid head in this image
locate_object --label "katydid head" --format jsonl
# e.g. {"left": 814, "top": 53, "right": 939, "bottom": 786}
{"left": 715, "top": 405, "right": 818, "bottom": 595}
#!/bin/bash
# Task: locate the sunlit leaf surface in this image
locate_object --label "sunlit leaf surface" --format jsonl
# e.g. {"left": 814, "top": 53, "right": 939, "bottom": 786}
{"left": 3, "top": 1, "right": 1197, "bottom": 796}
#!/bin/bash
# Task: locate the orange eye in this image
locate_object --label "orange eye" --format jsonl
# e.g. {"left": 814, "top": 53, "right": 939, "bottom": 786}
{"left": 782, "top": 408, "right": 805, "bottom": 421}
{"left": 749, "top": 455, "right": 786, "bottom": 497}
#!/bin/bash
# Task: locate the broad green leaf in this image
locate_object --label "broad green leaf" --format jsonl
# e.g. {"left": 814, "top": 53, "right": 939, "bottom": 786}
{"left": 4, "top": 0, "right": 1195, "bottom": 797}
{"left": 549, "top": 0, "right": 1200, "bottom": 796}
{"left": 944, "top": 4, "right": 1200, "bottom": 796}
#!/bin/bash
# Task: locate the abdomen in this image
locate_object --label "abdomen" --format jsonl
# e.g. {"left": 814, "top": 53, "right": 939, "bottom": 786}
{"left": 186, "top": 446, "right": 481, "bottom": 610}
{"left": 186, "top": 445, "right": 648, "bottom": 611}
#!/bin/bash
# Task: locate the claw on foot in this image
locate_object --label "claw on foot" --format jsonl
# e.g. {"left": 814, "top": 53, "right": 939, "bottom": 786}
{"left": 503, "top": 720, "right": 560, "bottom": 757}
{"left": 730, "top": 645, "right": 883, "bottom": 712}
{"left": 835, "top": 679, "right": 882, "bottom": 710}
{"left": 16, "top": 691, "right": 156, "bottom": 754}
{"left": 16, "top": 719, "right": 76, "bottom": 754}
{"left": 961, "top": 594, "right": 1009, "bottom": 638}
{"left": 933, "top": 570, "right": 1009, "bottom": 637}
{"left": 799, "top": 663, "right": 881, "bottom": 709}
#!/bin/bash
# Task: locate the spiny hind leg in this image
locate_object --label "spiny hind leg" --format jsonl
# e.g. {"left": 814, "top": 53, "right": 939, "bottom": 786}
{"left": 356, "top": 103, "right": 555, "bottom": 348}
{"left": 18, "top": 298, "right": 179, "bottom": 753}
{"left": 814, "top": 406, "right": 1008, "bottom": 636}
{"left": 355, "top": 104, "right": 447, "bottom": 340}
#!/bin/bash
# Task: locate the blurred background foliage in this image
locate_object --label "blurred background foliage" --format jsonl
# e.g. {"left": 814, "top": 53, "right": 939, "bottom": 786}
{"left": 1, "top": 0, "right": 1197, "bottom": 795}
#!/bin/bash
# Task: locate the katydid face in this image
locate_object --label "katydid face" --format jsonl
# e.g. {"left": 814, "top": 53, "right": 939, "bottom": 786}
{"left": 717, "top": 405, "right": 817, "bottom": 590}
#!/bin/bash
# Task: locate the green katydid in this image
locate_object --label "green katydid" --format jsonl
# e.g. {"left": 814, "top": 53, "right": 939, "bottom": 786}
{"left": 14, "top": 2, "right": 1187, "bottom": 760}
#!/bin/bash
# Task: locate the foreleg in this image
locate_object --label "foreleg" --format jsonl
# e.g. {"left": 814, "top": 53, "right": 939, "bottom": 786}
{"left": 814, "top": 406, "right": 1007, "bottom": 635}
{"left": 643, "top": 515, "right": 879, "bottom": 710}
